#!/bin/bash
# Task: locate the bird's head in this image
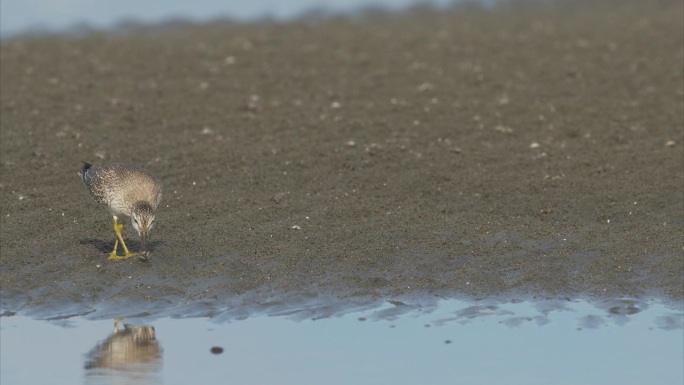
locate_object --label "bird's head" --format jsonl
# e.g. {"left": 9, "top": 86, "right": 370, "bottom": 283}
{"left": 131, "top": 201, "right": 156, "bottom": 249}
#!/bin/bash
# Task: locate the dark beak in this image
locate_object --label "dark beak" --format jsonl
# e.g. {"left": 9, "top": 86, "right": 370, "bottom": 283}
{"left": 140, "top": 231, "right": 148, "bottom": 251}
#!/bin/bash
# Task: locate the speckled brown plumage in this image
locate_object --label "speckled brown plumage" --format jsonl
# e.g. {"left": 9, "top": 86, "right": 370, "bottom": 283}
{"left": 79, "top": 163, "right": 162, "bottom": 216}
{"left": 79, "top": 162, "right": 163, "bottom": 260}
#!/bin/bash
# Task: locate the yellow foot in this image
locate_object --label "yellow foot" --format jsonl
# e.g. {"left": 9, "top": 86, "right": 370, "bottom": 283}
{"left": 108, "top": 251, "right": 137, "bottom": 261}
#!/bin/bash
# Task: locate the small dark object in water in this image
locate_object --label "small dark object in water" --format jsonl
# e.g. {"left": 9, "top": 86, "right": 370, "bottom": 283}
{"left": 210, "top": 346, "right": 224, "bottom": 354}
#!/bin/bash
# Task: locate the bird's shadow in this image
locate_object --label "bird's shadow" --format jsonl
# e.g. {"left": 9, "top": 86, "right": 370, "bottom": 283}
{"left": 79, "top": 238, "right": 163, "bottom": 254}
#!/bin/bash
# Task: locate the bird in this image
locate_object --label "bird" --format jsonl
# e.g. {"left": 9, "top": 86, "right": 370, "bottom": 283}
{"left": 79, "top": 162, "right": 163, "bottom": 260}
{"left": 84, "top": 318, "right": 161, "bottom": 371}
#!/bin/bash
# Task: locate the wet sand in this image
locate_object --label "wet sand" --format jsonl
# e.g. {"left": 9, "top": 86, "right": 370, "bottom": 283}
{"left": 1, "top": 0, "right": 682, "bottom": 319}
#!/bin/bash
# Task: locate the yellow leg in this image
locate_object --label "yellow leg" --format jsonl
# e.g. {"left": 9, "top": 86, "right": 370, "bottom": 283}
{"left": 107, "top": 238, "right": 120, "bottom": 260}
{"left": 113, "top": 317, "right": 123, "bottom": 333}
{"left": 108, "top": 216, "right": 136, "bottom": 261}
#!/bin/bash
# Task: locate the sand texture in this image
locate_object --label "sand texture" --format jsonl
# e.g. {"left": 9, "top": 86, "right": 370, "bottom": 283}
{"left": 1, "top": 0, "right": 682, "bottom": 319}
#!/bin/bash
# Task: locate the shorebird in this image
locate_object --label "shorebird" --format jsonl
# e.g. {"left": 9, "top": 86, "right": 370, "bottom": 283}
{"left": 85, "top": 318, "right": 160, "bottom": 370}
{"left": 79, "top": 162, "right": 163, "bottom": 260}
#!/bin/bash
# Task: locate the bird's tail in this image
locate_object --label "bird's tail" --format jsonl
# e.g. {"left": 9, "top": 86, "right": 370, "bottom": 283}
{"left": 78, "top": 161, "right": 94, "bottom": 182}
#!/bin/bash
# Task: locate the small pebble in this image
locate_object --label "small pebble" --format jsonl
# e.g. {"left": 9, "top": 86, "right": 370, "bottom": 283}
{"left": 138, "top": 251, "right": 151, "bottom": 262}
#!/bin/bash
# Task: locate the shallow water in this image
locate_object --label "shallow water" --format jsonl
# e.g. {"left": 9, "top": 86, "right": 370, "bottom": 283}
{"left": 1, "top": 0, "right": 465, "bottom": 38}
{"left": 2, "top": 299, "right": 682, "bottom": 385}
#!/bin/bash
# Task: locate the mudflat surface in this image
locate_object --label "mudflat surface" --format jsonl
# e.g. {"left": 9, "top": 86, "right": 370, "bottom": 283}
{"left": 1, "top": 1, "right": 682, "bottom": 320}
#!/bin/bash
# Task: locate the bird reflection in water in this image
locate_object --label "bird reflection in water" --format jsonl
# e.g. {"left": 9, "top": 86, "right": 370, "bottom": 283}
{"left": 84, "top": 318, "right": 162, "bottom": 384}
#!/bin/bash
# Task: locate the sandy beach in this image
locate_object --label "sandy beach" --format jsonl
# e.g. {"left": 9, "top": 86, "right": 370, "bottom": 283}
{"left": 1, "top": 0, "right": 682, "bottom": 319}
